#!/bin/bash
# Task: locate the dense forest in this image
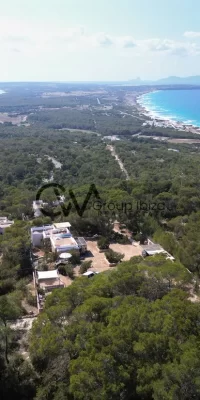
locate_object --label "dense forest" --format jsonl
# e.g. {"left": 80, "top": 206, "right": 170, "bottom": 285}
{"left": 29, "top": 256, "right": 199, "bottom": 400}
{"left": 1, "top": 82, "right": 200, "bottom": 399}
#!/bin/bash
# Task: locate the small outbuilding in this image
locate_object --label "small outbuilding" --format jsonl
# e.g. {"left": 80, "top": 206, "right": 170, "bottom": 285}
{"left": 37, "top": 270, "right": 64, "bottom": 292}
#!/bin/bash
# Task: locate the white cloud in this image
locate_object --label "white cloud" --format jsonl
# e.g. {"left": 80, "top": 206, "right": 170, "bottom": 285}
{"left": 0, "top": 17, "right": 199, "bottom": 60}
{"left": 139, "top": 38, "right": 200, "bottom": 56}
{"left": 184, "top": 31, "right": 200, "bottom": 38}
{"left": 118, "top": 36, "right": 136, "bottom": 48}
{"left": 95, "top": 33, "right": 113, "bottom": 46}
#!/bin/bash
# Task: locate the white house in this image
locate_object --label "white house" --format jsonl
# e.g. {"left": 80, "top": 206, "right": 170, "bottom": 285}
{"left": 31, "top": 225, "right": 54, "bottom": 247}
{"left": 31, "top": 222, "right": 77, "bottom": 252}
{"left": 37, "top": 269, "right": 65, "bottom": 292}
{"left": 0, "top": 217, "right": 14, "bottom": 234}
{"left": 32, "top": 200, "right": 48, "bottom": 218}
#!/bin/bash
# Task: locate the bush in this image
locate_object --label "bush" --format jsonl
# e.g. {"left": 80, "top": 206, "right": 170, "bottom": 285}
{"left": 68, "top": 250, "right": 81, "bottom": 265}
{"left": 111, "top": 231, "right": 130, "bottom": 244}
{"left": 31, "top": 217, "right": 52, "bottom": 227}
{"left": 37, "top": 287, "right": 45, "bottom": 296}
{"left": 79, "top": 261, "right": 92, "bottom": 275}
{"left": 133, "top": 233, "right": 146, "bottom": 243}
{"left": 58, "top": 264, "right": 74, "bottom": 279}
{"left": 27, "top": 293, "right": 37, "bottom": 307}
{"left": 0, "top": 278, "right": 16, "bottom": 295}
{"left": 37, "top": 262, "right": 49, "bottom": 271}
{"left": 97, "top": 236, "right": 110, "bottom": 250}
{"left": 105, "top": 249, "right": 124, "bottom": 264}
{"left": 15, "top": 278, "right": 29, "bottom": 295}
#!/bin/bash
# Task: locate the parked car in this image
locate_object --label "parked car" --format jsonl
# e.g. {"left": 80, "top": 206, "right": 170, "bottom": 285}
{"left": 82, "top": 271, "right": 99, "bottom": 278}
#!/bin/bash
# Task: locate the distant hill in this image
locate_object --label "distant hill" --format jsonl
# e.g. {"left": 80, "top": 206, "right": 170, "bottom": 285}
{"left": 128, "top": 75, "right": 200, "bottom": 86}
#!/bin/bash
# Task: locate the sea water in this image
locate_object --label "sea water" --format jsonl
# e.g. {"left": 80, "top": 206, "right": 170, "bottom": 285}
{"left": 138, "top": 89, "right": 200, "bottom": 127}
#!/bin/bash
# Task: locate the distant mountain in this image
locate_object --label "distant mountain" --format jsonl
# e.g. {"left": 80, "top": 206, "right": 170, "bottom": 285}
{"left": 156, "top": 76, "right": 200, "bottom": 85}
{"left": 127, "top": 75, "right": 200, "bottom": 86}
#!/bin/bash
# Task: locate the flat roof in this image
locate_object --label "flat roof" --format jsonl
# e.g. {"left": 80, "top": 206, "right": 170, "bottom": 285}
{"left": 0, "top": 221, "right": 14, "bottom": 228}
{"left": 54, "top": 222, "right": 71, "bottom": 229}
{"left": 145, "top": 249, "right": 164, "bottom": 256}
{"left": 37, "top": 270, "right": 58, "bottom": 280}
{"left": 51, "top": 237, "right": 78, "bottom": 247}
{"left": 76, "top": 237, "right": 87, "bottom": 245}
{"left": 31, "top": 225, "right": 53, "bottom": 232}
{"left": 141, "top": 244, "right": 163, "bottom": 252}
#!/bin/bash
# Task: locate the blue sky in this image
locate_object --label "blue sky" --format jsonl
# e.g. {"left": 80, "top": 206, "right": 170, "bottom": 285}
{"left": 1, "top": 0, "right": 200, "bottom": 81}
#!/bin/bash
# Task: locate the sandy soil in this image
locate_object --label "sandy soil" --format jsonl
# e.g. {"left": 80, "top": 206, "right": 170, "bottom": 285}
{"left": 0, "top": 112, "right": 27, "bottom": 125}
{"left": 21, "top": 299, "right": 38, "bottom": 315}
{"left": 168, "top": 138, "right": 200, "bottom": 144}
{"left": 58, "top": 274, "right": 73, "bottom": 287}
{"left": 139, "top": 135, "right": 200, "bottom": 144}
{"left": 83, "top": 241, "right": 110, "bottom": 273}
{"left": 42, "top": 90, "right": 107, "bottom": 98}
{"left": 109, "top": 243, "right": 142, "bottom": 261}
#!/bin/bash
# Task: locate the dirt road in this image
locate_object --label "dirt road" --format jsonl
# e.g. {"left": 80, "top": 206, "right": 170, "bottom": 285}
{"left": 107, "top": 145, "right": 130, "bottom": 180}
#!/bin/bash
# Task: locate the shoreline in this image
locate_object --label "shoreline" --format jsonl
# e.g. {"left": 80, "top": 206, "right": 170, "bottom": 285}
{"left": 135, "top": 90, "right": 200, "bottom": 135}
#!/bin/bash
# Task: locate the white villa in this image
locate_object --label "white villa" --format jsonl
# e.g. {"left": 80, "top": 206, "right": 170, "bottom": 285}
{"left": 31, "top": 222, "right": 82, "bottom": 253}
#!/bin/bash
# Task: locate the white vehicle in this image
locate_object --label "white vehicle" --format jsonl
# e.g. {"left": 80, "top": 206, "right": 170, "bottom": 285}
{"left": 82, "top": 271, "right": 99, "bottom": 278}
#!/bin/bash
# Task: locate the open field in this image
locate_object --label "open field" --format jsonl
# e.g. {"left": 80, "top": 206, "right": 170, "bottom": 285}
{"left": 0, "top": 112, "right": 28, "bottom": 125}
{"left": 109, "top": 243, "right": 142, "bottom": 260}
{"left": 83, "top": 241, "right": 110, "bottom": 273}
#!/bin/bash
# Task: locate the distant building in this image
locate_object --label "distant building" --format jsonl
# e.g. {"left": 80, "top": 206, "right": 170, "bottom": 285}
{"left": 0, "top": 217, "right": 14, "bottom": 234}
{"left": 141, "top": 242, "right": 175, "bottom": 261}
{"left": 53, "top": 222, "right": 71, "bottom": 229}
{"left": 141, "top": 244, "right": 164, "bottom": 257}
{"left": 37, "top": 269, "right": 65, "bottom": 292}
{"left": 75, "top": 237, "right": 87, "bottom": 254}
{"left": 32, "top": 197, "right": 65, "bottom": 218}
{"left": 32, "top": 200, "right": 48, "bottom": 218}
{"left": 168, "top": 148, "right": 179, "bottom": 153}
{"left": 103, "top": 135, "right": 121, "bottom": 141}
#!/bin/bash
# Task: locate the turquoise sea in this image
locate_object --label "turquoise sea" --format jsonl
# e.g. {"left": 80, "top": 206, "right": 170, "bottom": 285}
{"left": 138, "top": 89, "right": 200, "bottom": 127}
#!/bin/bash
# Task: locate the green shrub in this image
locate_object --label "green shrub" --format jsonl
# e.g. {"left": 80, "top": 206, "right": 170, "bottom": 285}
{"left": 0, "top": 278, "right": 16, "bottom": 295}
{"left": 79, "top": 261, "right": 92, "bottom": 275}
{"left": 111, "top": 231, "right": 130, "bottom": 244}
{"left": 15, "top": 278, "right": 29, "bottom": 295}
{"left": 58, "top": 264, "right": 74, "bottom": 279}
{"left": 105, "top": 249, "right": 124, "bottom": 264}
{"left": 68, "top": 250, "right": 81, "bottom": 265}
{"left": 27, "top": 293, "right": 37, "bottom": 307}
{"left": 37, "top": 287, "right": 45, "bottom": 296}
{"left": 37, "top": 262, "right": 48, "bottom": 271}
{"left": 97, "top": 236, "right": 110, "bottom": 250}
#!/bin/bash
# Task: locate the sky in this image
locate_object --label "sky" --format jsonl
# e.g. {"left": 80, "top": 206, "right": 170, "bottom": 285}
{"left": 1, "top": 0, "right": 200, "bottom": 81}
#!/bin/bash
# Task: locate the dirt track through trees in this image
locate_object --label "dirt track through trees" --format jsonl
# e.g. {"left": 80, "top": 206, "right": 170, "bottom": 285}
{"left": 107, "top": 145, "right": 130, "bottom": 180}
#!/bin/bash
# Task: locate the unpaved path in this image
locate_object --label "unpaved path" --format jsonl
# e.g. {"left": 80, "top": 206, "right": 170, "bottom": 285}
{"left": 107, "top": 145, "right": 130, "bottom": 180}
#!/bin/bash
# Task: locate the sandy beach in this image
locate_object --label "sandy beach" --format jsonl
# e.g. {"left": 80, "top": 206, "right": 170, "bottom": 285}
{"left": 135, "top": 90, "right": 200, "bottom": 135}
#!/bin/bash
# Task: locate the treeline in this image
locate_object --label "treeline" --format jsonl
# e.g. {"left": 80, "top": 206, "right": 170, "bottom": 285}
{"left": 29, "top": 108, "right": 96, "bottom": 130}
